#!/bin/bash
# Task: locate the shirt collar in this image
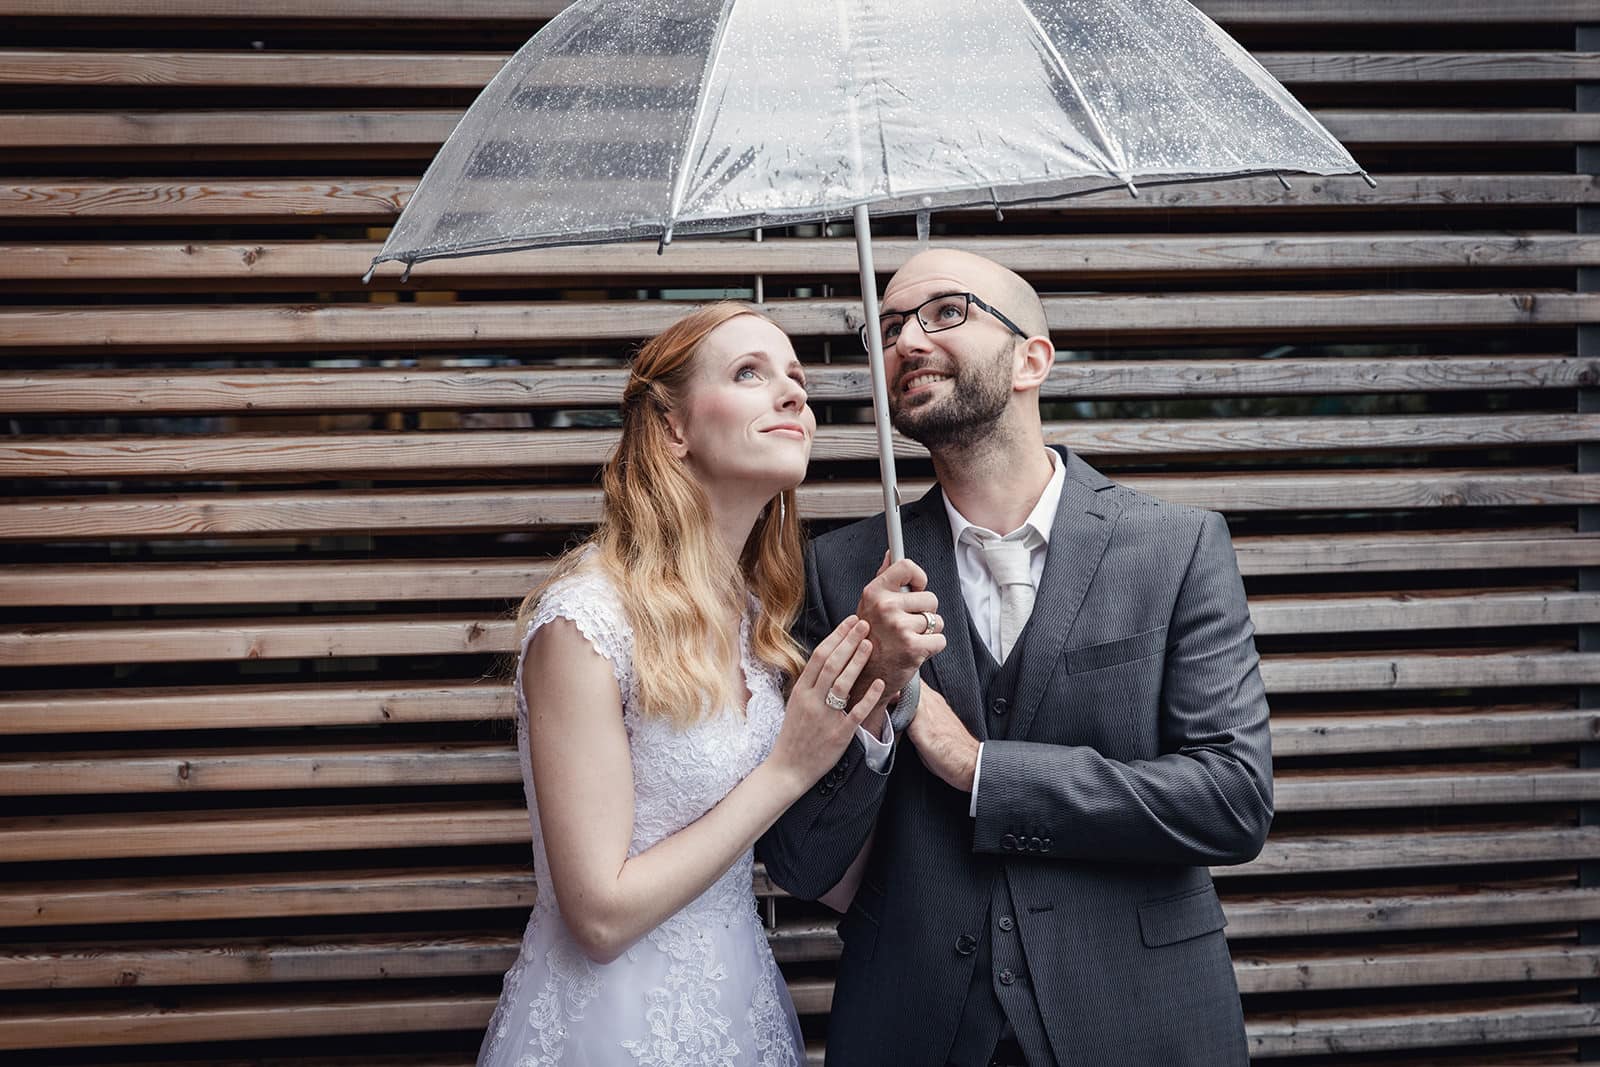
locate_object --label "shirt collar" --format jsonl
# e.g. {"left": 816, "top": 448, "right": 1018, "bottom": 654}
{"left": 942, "top": 448, "right": 1067, "bottom": 547}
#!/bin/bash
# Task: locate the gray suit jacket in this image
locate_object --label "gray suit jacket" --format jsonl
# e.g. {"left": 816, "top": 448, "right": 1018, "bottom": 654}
{"left": 758, "top": 449, "right": 1272, "bottom": 1066}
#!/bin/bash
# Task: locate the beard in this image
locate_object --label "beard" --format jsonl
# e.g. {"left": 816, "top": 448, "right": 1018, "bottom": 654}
{"left": 889, "top": 341, "right": 1012, "bottom": 451}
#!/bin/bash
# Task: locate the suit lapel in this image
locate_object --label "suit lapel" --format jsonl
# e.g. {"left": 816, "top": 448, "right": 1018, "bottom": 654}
{"left": 1007, "top": 450, "right": 1125, "bottom": 742}
{"left": 900, "top": 486, "right": 988, "bottom": 741}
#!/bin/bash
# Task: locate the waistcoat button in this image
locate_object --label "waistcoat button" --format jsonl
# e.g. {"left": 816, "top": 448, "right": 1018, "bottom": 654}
{"left": 954, "top": 933, "right": 978, "bottom": 956}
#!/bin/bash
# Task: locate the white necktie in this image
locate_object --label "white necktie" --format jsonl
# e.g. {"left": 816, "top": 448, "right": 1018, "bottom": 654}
{"left": 977, "top": 533, "right": 1036, "bottom": 662}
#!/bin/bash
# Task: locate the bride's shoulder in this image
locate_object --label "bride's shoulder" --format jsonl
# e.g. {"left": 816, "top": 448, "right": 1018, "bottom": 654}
{"left": 525, "top": 556, "right": 633, "bottom": 659}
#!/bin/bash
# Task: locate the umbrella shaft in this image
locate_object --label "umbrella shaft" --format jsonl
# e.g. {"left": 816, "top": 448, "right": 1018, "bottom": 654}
{"left": 854, "top": 204, "right": 906, "bottom": 563}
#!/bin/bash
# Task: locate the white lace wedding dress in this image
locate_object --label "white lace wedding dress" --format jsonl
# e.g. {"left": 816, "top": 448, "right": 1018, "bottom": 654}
{"left": 477, "top": 565, "right": 806, "bottom": 1067}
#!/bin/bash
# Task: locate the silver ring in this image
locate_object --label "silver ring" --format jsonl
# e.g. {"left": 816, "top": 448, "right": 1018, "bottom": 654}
{"left": 921, "top": 611, "right": 939, "bottom": 635}
{"left": 824, "top": 690, "right": 850, "bottom": 712}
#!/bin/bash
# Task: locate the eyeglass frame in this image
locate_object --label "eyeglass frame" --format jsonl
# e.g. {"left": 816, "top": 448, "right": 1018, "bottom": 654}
{"left": 859, "top": 291, "right": 1030, "bottom": 352}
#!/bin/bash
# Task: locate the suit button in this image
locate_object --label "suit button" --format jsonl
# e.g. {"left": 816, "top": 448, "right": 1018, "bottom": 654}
{"left": 998, "top": 968, "right": 1016, "bottom": 986}
{"left": 818, "top": 783, "right": 833, "bottom": 796}
{"left": 1001, "top": 834, "right": 1016, "bottom": 850}
{"left": 998, "top": 915, "right": 1015, "bottom": 933}
{"left": 954, "top": 934, "right": 977, "bottom": 957}
{"left": 991, "top": 697, "right": 1009, "bottom": 716}
{"left": 1030, "top": 836, "right": 1043, "bottom": 852}
{"left": 1042, "top": 838, "right": 1052, "bottom": 852}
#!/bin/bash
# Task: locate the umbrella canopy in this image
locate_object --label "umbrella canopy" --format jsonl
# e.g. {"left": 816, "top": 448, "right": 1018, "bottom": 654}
{"left": 368, "top": 0, "right": 1365, "bottom": 273}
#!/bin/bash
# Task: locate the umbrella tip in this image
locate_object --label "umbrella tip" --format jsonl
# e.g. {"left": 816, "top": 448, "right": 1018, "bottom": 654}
{"left": 657, "top": 226, "right": 674, "bottom": 256}
{"left": 1360, "top": 171, "right": 1379, "bottom": 189}
{"left": 399, "top": 261, "right": 413, "bottom": 284}
{"left": 1274, "top": 172, "right": 1293, "bottom": 191}
{"left": 1123, "top": 178, "right": 1139, "bottom": 200}
{"left": 361, "top": 263, "right": 377, "bottom": 285}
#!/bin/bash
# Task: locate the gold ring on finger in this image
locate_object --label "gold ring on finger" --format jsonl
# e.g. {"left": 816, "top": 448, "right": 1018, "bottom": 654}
{"left": 921, "top": 610, "right": 939, "bottom": 635}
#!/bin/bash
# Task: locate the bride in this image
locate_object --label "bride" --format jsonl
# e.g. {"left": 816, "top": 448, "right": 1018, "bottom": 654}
{"left": 479, "top": 303, "right": 900, "bottom": 1066}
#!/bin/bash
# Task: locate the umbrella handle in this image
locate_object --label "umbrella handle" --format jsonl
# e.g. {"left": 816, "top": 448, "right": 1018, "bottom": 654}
{"left": 854, "top": 205, "right": 920, "bottom": 732}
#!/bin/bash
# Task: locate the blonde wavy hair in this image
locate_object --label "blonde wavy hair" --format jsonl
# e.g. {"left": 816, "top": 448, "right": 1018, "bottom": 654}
{"left": 519, "top": 302, "right": 808, "bottom": 727}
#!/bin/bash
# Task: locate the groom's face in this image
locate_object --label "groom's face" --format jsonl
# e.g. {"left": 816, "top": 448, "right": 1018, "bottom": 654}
{"left": 877, "top": 253, "right": 1020, "bottom": 450}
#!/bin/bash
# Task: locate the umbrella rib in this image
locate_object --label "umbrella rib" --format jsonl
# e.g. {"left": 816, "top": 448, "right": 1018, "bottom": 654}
{"left": 662, "top": 0, "right": 743, "bottom": 243}
{"left": 1008, "top": 0, "right": 1128, "bottom": 184}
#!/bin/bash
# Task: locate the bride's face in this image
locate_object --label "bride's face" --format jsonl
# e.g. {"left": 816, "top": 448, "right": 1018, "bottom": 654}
{"left": 668, "top": 315, "right": 814, "bottom": 494}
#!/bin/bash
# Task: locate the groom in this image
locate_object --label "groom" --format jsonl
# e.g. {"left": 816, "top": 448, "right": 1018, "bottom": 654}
{"left": 759, "top": 248, "right": 1272, "bottom": 1066}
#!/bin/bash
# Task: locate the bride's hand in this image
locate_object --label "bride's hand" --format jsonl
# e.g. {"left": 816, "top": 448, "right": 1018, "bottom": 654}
{"left": 768, "top": 615, "right": 885, "bottom": 791}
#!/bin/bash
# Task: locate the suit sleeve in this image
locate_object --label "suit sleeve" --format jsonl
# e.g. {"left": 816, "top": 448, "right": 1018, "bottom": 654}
{"left": 756, "top": 536, "right": 894, "bottom": 900}
{"left": 971, "top": 510, "right": 1274, "bottom": 867}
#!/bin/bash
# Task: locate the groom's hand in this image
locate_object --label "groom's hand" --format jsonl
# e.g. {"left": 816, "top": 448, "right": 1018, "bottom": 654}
{"left": 854, "top": 555, "right": 946, "bottom": 717}
{"left": 907, "top": 684, "right": 979, "bottom": 793}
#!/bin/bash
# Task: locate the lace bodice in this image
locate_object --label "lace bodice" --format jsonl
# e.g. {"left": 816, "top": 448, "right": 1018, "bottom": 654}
{"left": 478, "top": 562, "right": 802, "bottom": 1067}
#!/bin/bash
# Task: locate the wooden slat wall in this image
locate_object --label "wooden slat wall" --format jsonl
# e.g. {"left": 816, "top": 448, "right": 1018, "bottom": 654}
{"left": 1, "top": 3, "right": 1597, "bottom": 1064}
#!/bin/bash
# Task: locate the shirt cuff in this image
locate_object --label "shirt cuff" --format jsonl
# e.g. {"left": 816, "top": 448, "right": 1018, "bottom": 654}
{"left": 855, "top": 717, "right": 895, "bottom": 774}
{"left": 968, "top": 742, "right": 985, "bottom": 817}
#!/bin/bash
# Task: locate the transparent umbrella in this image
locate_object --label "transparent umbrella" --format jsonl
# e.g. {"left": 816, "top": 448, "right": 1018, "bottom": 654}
{"left": 368, "top": 0, "right": 1367, "bottom": 559}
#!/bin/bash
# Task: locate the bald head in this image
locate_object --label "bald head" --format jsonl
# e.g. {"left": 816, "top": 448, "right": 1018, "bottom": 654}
{"left": 883, "top": 248, "right": 1049, "bottom": 341}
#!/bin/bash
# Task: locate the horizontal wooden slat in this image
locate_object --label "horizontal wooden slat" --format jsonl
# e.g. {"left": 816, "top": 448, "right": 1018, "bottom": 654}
{"left": 3, "top": 174, "right": 1593, "bottom": 222}
{"left": 0, "top": 866, "right": 534, "bottom": 927}
{"left": 3, "top": 531, "right": 1590, "bottom": 607}
{"left": 0, "top": 681, "right": 504, "bottom": 735}
{"left": 9, "top": 293, "right": 1596, "bottom": 352}
{"left": 5, "top": 50, "right": 1597, "bottom": 89}
{"left": 1226, "top": 828, "right": 1600, "bottom": 879}
{"left": 4, "top": 109, "right": 1596, "bottom": 151}
{"left": 0, "top": 743, "right": 519, "bottom": 795}
{"left": 8, "top": 232, "right": 1597, "bottom": 283}
{"left": 0, "top": 932, "right": 520, "bottom": 989}
{"left": 5, "top": 471, "right": 1593, "bottom": 542}
{"left": 1271, "top": 707, "right": 1599, "bottom": 756}
{"left": 7, "top": 356, "right": 1589, "bottom": 416}
{"left": 0, "top": 0, "right": 1587, "bottom": 21}
{"left": 1258, "top": 648, "right": 1600, "bottom": 692}
{"left": 1247, "top": 1002, "right": 1600, "bottom": 1058}
{"left": 1224, "top": 885, "right": 1600, "bottom": 939}
{"left": 0, "top": 987, "right": 497, "bottom": 1050}
{"left": 1273, "top": 769, "right": 1600, "bottom": 810}
{"left": 0, "top": 802, "right": 531, "bottom": 862}
{"left": 9, "top": 414, "right": 1591, "bottom": 478}
{"left": 4, "top": 591, "right": 1591, "bottom": 667}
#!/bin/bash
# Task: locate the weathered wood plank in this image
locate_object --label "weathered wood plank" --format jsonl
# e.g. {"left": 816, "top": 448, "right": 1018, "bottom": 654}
{"left": 1272, "top": 707, "right": 1599, "bottom": 756}
{"left": 0, "top": 867, "right": 533, "bottom": 928}
{"left": 3, "top": 175, "right": 1593, "bottom": 221}
{"left": 0, "top": 681, "right": 505, "bottom": 735}
{"left": 7, "top": 293, "right": 1594, "bottom": 352}
{"left": 1224, "top": 886, "right": 1600, "bottom": 939}
{"left": 1259, "top": 649, "right": 1600, "bottom": 693}
{"left": 4, "top": 471, "right": 1592, "bottom": 542}
{"left": 2, "top": 50, "right": 1593, "bottom": 89}
{"left": 0, "top": 803, "right": 531, "bottom": 862}
{"left": 4, "top": 109, "right": 1596, "bottom": 150}
{"left": 7, "top": 356, "right": 1588, "bottom": 416}
{"left": 0, "top": 932, "right": 520, "bottom": 989}
{"left": 0, "top": 743, "right": 519, "bottom": 795}
{"left": 4, "top": 592, "right": 1592, "bottom": 667}
{"left": 8, "top": 414, "right": 1592, "bottom": 478}
{"left": 1224, "top": 828, "right": 1600, "bottom": 879}
{"left": 1273, "top": 769, "right": 1600, "bottom": 810}
{"left": 7, "top": 232, "right": 1597, "bottom": 283}
{"left": 3, "top": 531, "right": 1590, "bottom": 607}
{"left": 1247, "top": 1003, "right": 1600, "bottom": 1058}
{"left": 0, "top": 987, "right": 498, "bottom": 1050}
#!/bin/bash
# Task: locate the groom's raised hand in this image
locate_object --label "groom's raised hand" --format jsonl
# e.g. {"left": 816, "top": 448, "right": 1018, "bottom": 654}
{"left": 853, "top": 555, "right": 947, "bottom": 724}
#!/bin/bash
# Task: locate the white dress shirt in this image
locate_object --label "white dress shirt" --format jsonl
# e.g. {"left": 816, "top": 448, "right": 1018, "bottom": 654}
{"left": 942, "top": 449, "right": 1066, "bottom": 815}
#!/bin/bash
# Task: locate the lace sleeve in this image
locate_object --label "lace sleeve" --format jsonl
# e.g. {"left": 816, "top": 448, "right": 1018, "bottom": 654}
{"left": 516, "top": 567, "right": 636, "bottom": 710}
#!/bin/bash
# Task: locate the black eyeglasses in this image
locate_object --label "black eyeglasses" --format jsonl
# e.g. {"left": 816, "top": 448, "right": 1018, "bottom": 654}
{"left": 860, "top": 292, "right": 1029, "bottom": 351}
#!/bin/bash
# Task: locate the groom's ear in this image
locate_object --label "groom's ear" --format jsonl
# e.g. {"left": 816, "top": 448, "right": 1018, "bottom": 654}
{"left": 1013, "top": 335, "right": 1055, "bottom": 393}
